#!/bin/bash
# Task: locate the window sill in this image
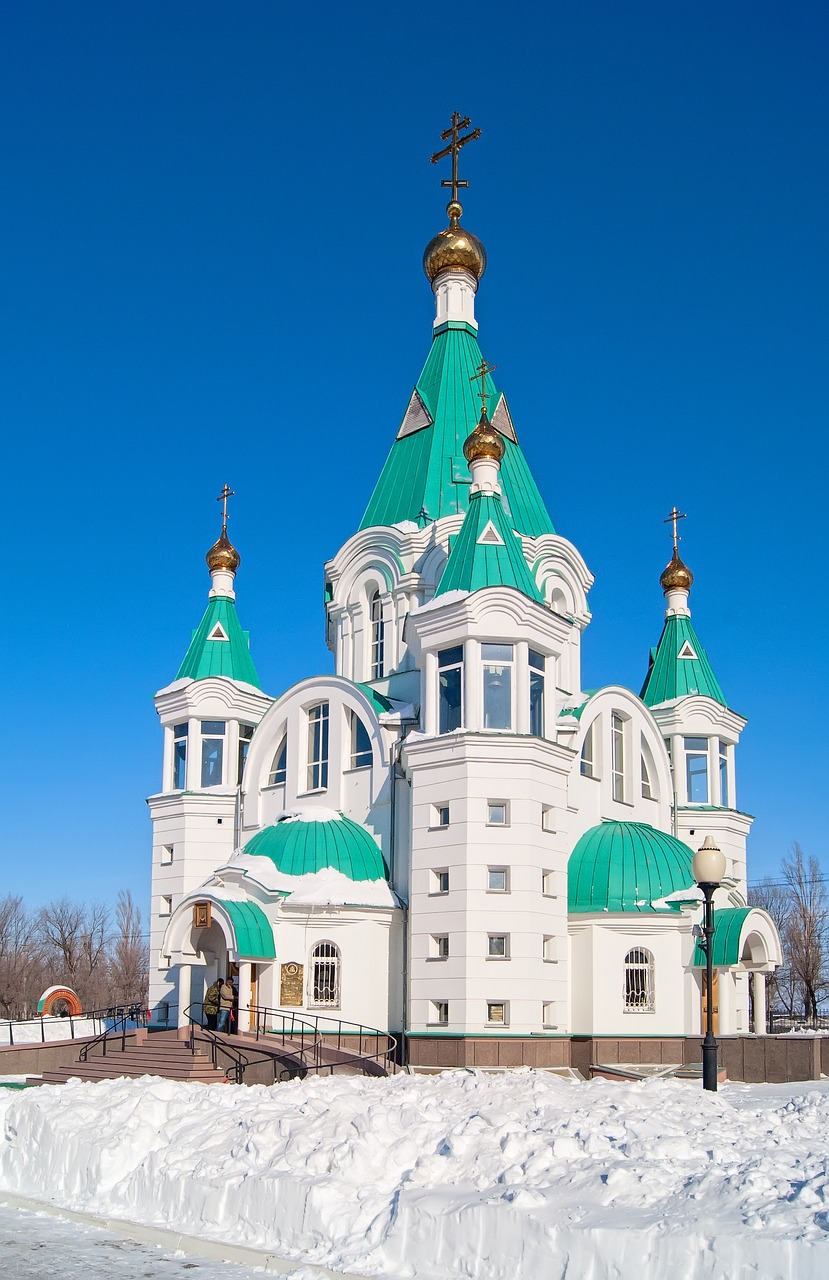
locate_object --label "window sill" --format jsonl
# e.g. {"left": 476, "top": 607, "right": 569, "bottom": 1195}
{"left": 298, "top": 787, "right": 328, "bottom": 797}
{"left": 428, "top": 891, "right": 450, "bottom": 898}
{"left": 485, "top": 824, "right": 511, "bottom": 830}
{"left": 486, "top": 1023, "right": 509, "bottom": 1030}
{"left": 543, "top": 958, "right": 558, "bottom": 964}
{"left": 486, "top": 956, "right": 510, "bottom": 962}
{"left": 486, "top": 888, "right": 510, "bottom": 895}
{"left": 426, "top": 956, "right": 449, "bottom": 963}
{"left": 623, "top": 1008, "right": 656, "bottom": 1015}
{"left": 427, "top": 1022, "right": 450, "bottom": 1028}
{"left": 343, "top": 765, "right": 372, "bottom": 775}
{"left": 428, "top": 826, "right": 451, "bottom": 832}
{"left": 542, "top": 892, "right": 558, "bottom": 899}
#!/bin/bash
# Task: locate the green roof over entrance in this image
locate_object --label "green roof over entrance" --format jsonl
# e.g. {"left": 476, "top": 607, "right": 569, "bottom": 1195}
{"left": 640, "top": 614, "right": 726, "bottom": 708}
{"left": 435, "top": 490, "right": 542, "bottom": 601}
{"left": 568, "top": 821, "right": 695, "bottom": 914}
{"left": 176, "top": 595, "right": 261, "bottom": 688}
{"left": 692, "top": 907, "right": 752, "bottom": 967}
{"left": 359, "top": 324, "right": 554, "bottom": 536}
{"left": 243, "top": 814, "right": 387, "bottom": 881}
{"left": 218, "top": 899, "right": 275, "bottom": 960}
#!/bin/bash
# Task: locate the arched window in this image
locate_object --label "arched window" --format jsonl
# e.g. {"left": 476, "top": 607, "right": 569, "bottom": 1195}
{"left": 624, "top": 948, "right": 655, "bottom": 1011}
{"left": 580, "top": 721, "right": 596, "bottom": 778}
{"left": 369, "top": 590, "right": 385, "bottom": 680}
{"left": 350, "top": 711, "right": 372, "bottom": 769}
{"left": 640, "top": 736, "right": 658, "bottom": 801}
{"left": 309, "top": 941, "right": 340, "bottom": 1008}
{"left": 268, "top": 737, "right": 287, "bottom": 787}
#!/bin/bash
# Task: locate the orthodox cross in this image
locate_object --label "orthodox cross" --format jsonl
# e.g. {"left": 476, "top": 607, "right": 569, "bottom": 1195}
{"left": 470, "top": 358, "right": 497, "bottom": 417}
{"left": 217, "top": 483, "right": 235, "bottom": 534}
{"left": 663, "top": 505, "right": 687, "bottom": 551}
{"left": 430, "top": 113, "right": 482, "bottom": 205}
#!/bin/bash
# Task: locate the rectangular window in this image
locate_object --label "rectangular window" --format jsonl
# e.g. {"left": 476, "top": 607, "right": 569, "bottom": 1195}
{"left": 529, "top": 648, "right": 545, "bottom": 737}
{"left": 350, "top": 711, "right": 372, "bottom": 769}
{"left": 237, "top": 723, "right": 254, "bottom": 785}
{"left": 641, "top": 744, "right": 653, "bottom": 800}
{"left": 307, "top": 703, "right": 330, "bottom": 790}
{"left": 487, "top": 867, "right": 509, "bottom": 893}
{"left": 173, "top": 722, "right": 188, "bottom": 789}
{"left": 438, "top": 646, "right": 464, "bottom": 733}
{"left": 431, "top": 934, "right": 449, "bottom": 959}
{"left": 482, "top": 642, "right": 513, "bottom": 730}
{"left": 160, "top": 845, "right": 174, "bottom": 865}
{"left": 160, "top": 895, "right": 172, "bottom": 917}
{"left": 611, "top": 713, "right": 626, "bottom": 802}
{"left": 486, "top": 1001, "right": 507, "bottom": 1025}
{"left": 487, "top": 934, "right": 509, "bottom": 959}
{"left": 542, "top": 869, "right": 556, "bottom": 897}
{"left": 719, "top": 741, "right": 729, "bottom": 807}
{"left": 201, "top": 721, "right": 226, "bottom": 788}
{"left": 431, "top": 1000, "right": 449, "bottom": 1025}
{"left": 432, "top": 804, "right": 450, "bottom": 828}
{"left": 542, "top": 1002, "right": 557, "bottom": 1028}
{"left": 541, "top": 806, "right": 556, "bottom": 832}
{"left": 487, "top": 801, "right": 508, "bottom": 826}
{"left": 685, "top": 736, "right": 709, "bottom": 803}
{"left": 543, "top": 935, "right": 557, "bottom": 962}
{"left": 432, "top": 868, "right": 449, "bottom": 894}
{"left": 580, "top": 721, "right": 595, "bottom": 778}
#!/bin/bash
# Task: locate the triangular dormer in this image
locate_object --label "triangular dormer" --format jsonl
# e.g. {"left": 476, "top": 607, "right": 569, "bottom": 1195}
{"left": 477, "top": 519, "right": 505, "bottom": 546}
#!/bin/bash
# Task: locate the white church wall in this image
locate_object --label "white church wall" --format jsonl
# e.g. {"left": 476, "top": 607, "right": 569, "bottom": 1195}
{"left": 569, "top": 918, "right": 694, "bottom": 1037}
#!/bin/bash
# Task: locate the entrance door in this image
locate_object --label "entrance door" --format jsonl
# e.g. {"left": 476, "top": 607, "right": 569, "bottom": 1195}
{"left": 701, "top": 970, "right": 719, "bottom": 1035}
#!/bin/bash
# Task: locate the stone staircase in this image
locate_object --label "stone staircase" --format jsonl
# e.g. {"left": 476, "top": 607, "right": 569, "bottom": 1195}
{"left": 29, "top": 1030, "right": 230, "bottom": 1086}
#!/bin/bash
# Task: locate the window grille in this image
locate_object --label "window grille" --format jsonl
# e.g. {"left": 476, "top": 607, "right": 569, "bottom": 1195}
{"left": 623, "top": 947, "right": 655, "bottom": 1012}
{"left": 310, "top": 941, "right": 340, "bottom": 1008}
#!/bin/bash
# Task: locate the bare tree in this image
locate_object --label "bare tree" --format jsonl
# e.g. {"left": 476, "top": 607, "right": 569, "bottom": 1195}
{"left": 747, "top": 877, "right": 796, "bottom": 1018}
{"left": 782, "top": 844, "right": 828, "bottom": 1020}
{"left": 109, "top": 890, "right": 149, "bottom": 1007}
{"left": 0, "top": 896, "right": 46, "bottom": 1019}
{"left": 37, "top": 898, "right": 111, "bottom": 1010}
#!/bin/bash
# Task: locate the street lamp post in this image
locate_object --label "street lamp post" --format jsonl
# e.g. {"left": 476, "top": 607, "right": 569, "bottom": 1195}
{"left": 692, "top": 836, "right": 727, "bottom": 1092}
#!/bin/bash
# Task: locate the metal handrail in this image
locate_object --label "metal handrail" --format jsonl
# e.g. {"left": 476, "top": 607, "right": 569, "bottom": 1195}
{"left": 247, "top": 1002, "right": 397, "bottom": 1077}
{"left": 183, "top": 1002, "right": 309, "bottom": 1083}
{"left": 1, "top": 1003, "right": 146, "bottom": 1048}
{"left": 78, "top": 1004, "right": 147, "bottom": 1063}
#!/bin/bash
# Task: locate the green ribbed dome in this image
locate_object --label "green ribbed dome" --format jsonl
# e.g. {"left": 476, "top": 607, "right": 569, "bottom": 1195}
{"left": 568, "top": 821, "right": 695, "bottom": 914}
{"left": 243, "top": 814, "right": 387, "bottom": 882}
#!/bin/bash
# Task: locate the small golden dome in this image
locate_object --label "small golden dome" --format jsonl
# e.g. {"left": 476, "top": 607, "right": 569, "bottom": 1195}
{"left": 463, "top": 412, "right": 504, "bottom": 464}
{"left": 660, "top": 548, "right": 693, "bottom": 592}
{"left": 423, "top": 202, "right": 486, "bottom": 284}
{"left": 206, "top": 530, "right": 240, "bottom": 573}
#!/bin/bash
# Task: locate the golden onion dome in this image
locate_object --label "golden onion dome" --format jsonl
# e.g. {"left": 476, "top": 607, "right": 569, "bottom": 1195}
{"left": 660, "top": 548, "right": 694, "bottom": 593}
{"left": 423, "top": 201, "right": 487, "bottom": 284}
{"left": 463, "top": 412, "right": 504, "bottom": 464}
{"left": 206, "top": 530, "right": 240, "bottom": 573}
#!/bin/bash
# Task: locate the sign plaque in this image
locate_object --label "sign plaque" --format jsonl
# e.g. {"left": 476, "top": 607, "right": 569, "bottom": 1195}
{"left": 193, "top": 902, "right": 211, "bottom": 929}
{"left": 280, "top": 962, "right": 304, "bottom": 1006}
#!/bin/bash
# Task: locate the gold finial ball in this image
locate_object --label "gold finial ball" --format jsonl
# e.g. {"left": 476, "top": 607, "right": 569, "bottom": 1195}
{"left": 660, "top": 548, "right": 693, "bottom": 592}
{"left": 423, "top": 219, "right": 487, "bottom": 284}
{"left": 463, "top": 415, "right": 505, "bottom": 464}
{"left": 446, "top": 200, "right": 463, "bottom": 222}
{"left": 206, "top": 530, "right": 240, "bottom": 573}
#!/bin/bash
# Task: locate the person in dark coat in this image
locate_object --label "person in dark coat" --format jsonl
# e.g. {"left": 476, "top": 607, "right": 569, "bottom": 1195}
{"left": 203, "top": 978, "right": 221, "bottom": 1031}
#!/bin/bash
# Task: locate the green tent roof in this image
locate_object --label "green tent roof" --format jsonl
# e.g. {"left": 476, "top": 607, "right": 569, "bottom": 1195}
{"left": 640, "top": 613, "right": 726, "bottom": 707}
{"left": 568, "top": 821, "right": 695, "bottom": 914}
{"left": 217, "top": 899, "right": 275, "bottom": 960}
{"left": 692, "top": 907, "right": 752, "bottom": 967}
{"left": 359, "top": 324, "right": 554, "bottom": 536}
{"left": 243, "top": 814, "right": 387, "bottom": 882}
{"left": 435, "top": 490, "right": 543, "bottom": 601}
{"left": 176, "top": 595, "right": 261, "bottom": 688}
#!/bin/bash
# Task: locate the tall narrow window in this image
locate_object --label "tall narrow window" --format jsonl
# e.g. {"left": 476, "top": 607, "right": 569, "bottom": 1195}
{"left": 309, "top": 941, "right": 340, "bottom": 1007}
{"left": 201, "top": 721, "right": 225, "bottom": 788}
{"left": 237, "top": 723, "right": 254, "bottom": 785}
{"left": 369, "top": 590, "right": 385, "bottom": 680}
{"left": 529, "top": 648, "right": 545, "bottom": 737}
{"left": 719, "top": 741, "right": 729, "bottom": 808}
{"left": 580, "top": 721, "right": 595, "bottom": 778}
{"left": 268, "top": 737, "right": 287, "bottom": 787}
{"left": 611, "top": 713, "right": 626, "bottom": 802}
{"left": 438, "top": 646, "right": 464, "bottom": 733}
{"left": 173, "top": 723, "right": 188, "bottom": 789}
{"left": 685, "top": 736, "right": 709, "bottom": 803}
{"left": 624, "top": 948, "right": 655, "bottom": 1011}
{"left": 482, "top": 643, "right": 513, "bottom": 729}
{"left": 307, "top": 704, "right": 330, "bottom": 790}
{"left": 350, "top": 712, "right": 372, "bottom": 769}
{"left": 641, "top": 745, "right": 653, "bottom": 800}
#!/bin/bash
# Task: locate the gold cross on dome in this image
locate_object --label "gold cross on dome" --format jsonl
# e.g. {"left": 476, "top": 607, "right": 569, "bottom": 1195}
{"left": 663, "top": 505, "right": 687, "bottom": 551}
{"left": 216, "top": 483, "right": 235, "bottom": 533}
{"left": 470, "top": 358, "right": 497, "bottom": 417}
{"left": 430, "top": 112, "right": 482, "bottom": 206}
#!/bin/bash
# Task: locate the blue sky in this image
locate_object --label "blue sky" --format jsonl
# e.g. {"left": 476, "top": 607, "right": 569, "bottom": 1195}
{"left": 2, "top": 2, "right": 826, "bottom": 909}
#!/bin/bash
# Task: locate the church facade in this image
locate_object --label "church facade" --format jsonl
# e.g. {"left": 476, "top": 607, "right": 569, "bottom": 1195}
{"left": 148, "top": 129, "right": 780, "bottom": 1066}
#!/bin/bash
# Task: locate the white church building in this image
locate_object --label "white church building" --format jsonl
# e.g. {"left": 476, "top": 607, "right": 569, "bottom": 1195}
{"left": 148, "top": 128, "right": 780, "bottom": 1068}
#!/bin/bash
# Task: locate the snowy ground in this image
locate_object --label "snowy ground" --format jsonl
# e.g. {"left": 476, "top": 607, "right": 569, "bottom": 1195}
{"left": 1, "top": 1070, "right": 828, "bottom": 1279}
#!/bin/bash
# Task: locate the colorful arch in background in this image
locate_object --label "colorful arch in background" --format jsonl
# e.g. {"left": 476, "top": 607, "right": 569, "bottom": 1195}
{"left": 37, "top": 985, "right": 83, "bottom": 1017}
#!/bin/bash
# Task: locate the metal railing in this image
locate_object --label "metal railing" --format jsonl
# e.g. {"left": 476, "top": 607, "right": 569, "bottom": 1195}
{"left": 184, "top": 1002, "right": 310, "bottom": 1083}
{"left": 78, "top": 1005, "right": 148, "bottom": 1063}
{"left": 247, "top": 1003, "right": 397, "bottom": 1078}
{"left": 1, "top": 1003, "right": 146, "bottom": 1049}
{"left": 768, "top": 1012, "right": 829, "bottom": 1035}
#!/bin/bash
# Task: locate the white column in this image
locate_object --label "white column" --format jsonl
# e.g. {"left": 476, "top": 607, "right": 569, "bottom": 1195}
{"left": 671, "top": 734, "right": 684, "bottom": 803}
{"left": 423, "top": 651, "right": 437, "bottom": 736}
{"left": 515, "top": 641, "right": 530, "bottom": 734}
{"left": 177, "top": 964, "right": 191, "bottom": 1028}
{"left": 753, "top": 972, "right": 767, "bottom": 1035}
{"left": 237, "top": 962, "right": 252, "bottom": 1033}
{"left": 465, "top": 641, "right": 480, "bottom": 730}
{"left": 162, "top": 726, "right": 174, "bottom": 793}
{"left": 708, "top": 738, "right": 719, "bottom": 806}
{"left": 187, "top": 717, "right": 201, "bottom": 790}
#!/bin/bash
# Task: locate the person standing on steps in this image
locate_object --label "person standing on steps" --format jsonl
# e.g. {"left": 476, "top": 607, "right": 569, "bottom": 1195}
{"left": 216, "top": 976, "right": 234, "bottom": 1033}
{"left": 203, "top": 978, "right": 221, "bottom": 1031}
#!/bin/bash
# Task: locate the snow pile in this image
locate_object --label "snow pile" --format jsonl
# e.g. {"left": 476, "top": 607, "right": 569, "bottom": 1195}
{"left": 0, "top": 1016, "right": 102, "bottom": 1046}
{"left": 1, "top": 1072, "right": 828, "bottom": 1278}
{"left": 226, "top": 857, "right": 398, "bottom": 908}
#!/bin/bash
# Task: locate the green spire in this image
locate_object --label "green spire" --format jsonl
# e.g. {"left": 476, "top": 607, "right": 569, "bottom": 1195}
{"left": 640, "top": 613, "right": 726, "bottom": 707}
{"left": 435, "top": 489, "right": 542, "bottom": 601}
{"left": 359, "top": 325, "right": 555, "bottom": 536}
{"left": 176, "top": 595, "right": 261, "bottom": 688}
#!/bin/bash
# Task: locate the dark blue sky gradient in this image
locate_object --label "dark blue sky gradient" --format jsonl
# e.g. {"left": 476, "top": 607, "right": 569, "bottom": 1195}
{"left": 1, "top": 2, "right": 826, "bottom": 907}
